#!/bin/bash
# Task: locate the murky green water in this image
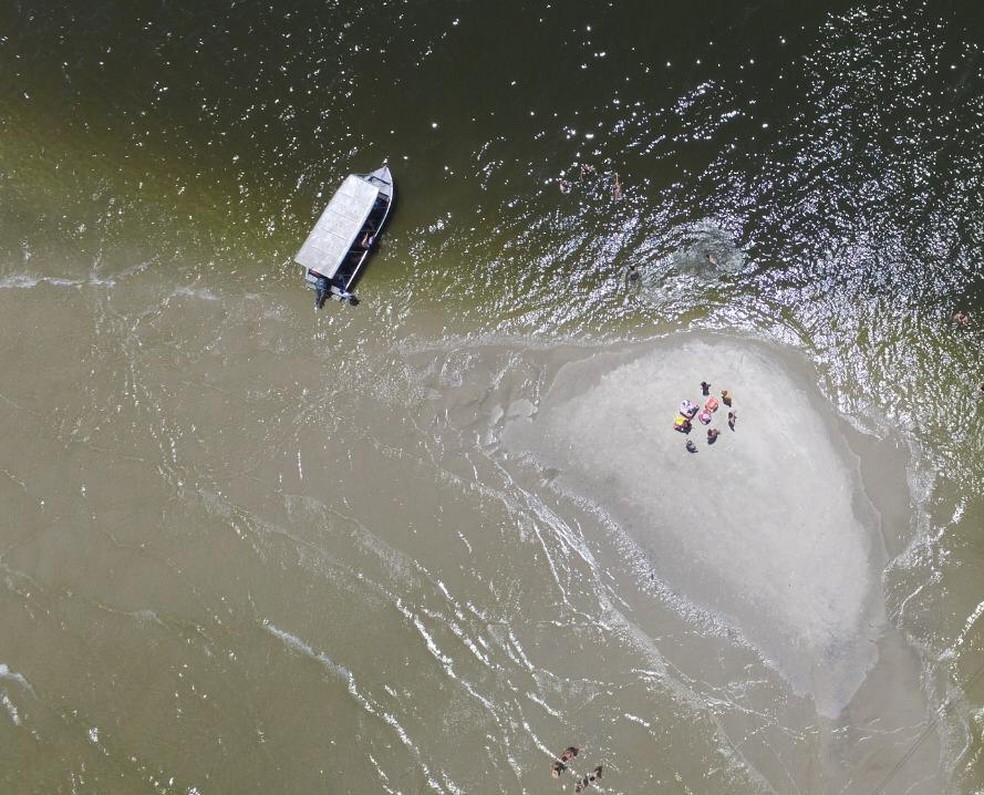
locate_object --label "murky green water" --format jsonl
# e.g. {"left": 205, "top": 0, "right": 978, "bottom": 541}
{"left": 2, "top": 1, "right": 983, "bottom": 792}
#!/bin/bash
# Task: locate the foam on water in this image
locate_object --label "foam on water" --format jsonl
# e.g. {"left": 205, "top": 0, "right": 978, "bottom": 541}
{"left": 503, "top": 332, "right": 889, "bottom": 717}
{"left": 0, "top": 662, "right": 34, "bottom": 694}
{"left": 0, "top": 273, "right": 85, "bottom": 289}
{"left": 263, "top": 622, "right": 351, "bottom": 681}
{"left": 0, "top": 663, "right": 34, "bottom": 728}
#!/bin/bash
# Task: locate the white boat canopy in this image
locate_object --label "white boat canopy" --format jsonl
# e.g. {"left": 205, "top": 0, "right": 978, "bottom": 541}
{"left": 294, "top": 175, "right": 381, "bottom": 279}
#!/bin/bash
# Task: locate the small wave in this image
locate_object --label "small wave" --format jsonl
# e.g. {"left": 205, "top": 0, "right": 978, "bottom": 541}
{"left": 263, "top": 622, "right": 351, "bottom": 681}
{"left": 263, "top": 620, "right": 459, "bottom": 792}
{"left": 0, "top": 663, "right": 34, "bottom": 694}
{"left": 0, "top": 691, "right": 21, "bottom": 726}
{"left": 0, "top": 663, "right": 35, "bottom": 728}
{"left": 0, "top": 273, "right": 118, "bottom": 290}
{"left": 0, "top": 274, "right": 81, "bottom": 290}
{"left": 171, "top": 286, "right": 220, "bottom": 301}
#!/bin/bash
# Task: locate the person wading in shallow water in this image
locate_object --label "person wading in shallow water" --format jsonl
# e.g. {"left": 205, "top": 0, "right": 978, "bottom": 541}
{"left": 551, "top": 746, "right": 579, "bottom": 778}
{"left": 574, "top": 766, "right": 604, "bottom": 792}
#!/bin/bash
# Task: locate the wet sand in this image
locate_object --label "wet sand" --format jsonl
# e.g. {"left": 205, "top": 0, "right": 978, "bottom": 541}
{"left": 503, "top": 330, "right": 923, "bottom": 716}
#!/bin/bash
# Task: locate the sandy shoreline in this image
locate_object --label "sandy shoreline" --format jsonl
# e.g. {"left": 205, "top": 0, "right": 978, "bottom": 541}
{"left": 504, "top": 329, "right": 914, "bottom": 718}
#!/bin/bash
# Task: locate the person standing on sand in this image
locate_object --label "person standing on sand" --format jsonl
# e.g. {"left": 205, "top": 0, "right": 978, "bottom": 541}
{"left": 686, "top": 439, "right": 698, "bottom": 453}
{"left": 728, "top": 410, "right": 737, "bottom": 431}
{"left": 700, "top": 381, "right": 711, "bottom": 396}
{"left": 707, "top": 428, "right": 720, "bottom": 444}
{"left": 721, "top": 389, "right": 733, "bottom": 407}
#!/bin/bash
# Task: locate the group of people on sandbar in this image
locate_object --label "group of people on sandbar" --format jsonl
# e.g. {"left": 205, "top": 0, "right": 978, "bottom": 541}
{"left": 673, "top": 381, "right": 735, "bottom": 453}
{"left": 549, "top": 746, "right": 604, "bottom": 791}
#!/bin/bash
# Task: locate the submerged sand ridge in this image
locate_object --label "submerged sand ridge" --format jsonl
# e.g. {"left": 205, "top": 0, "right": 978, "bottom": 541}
{"left": 502, "top": 333, "right": 889, "bottom": 717}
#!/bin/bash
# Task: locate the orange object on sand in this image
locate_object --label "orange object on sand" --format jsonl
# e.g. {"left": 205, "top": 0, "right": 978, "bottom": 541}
{"left": 704, "top": 396, "right": 719, "bottom": 412}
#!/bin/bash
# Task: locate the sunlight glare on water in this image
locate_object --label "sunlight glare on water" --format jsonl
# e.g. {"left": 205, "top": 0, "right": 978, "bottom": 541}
{"left": 1, "top": 1, "right": 983, "bottom": 792}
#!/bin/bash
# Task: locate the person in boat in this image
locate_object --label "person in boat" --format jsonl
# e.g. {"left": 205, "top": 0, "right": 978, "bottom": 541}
{"left": 559, "top": 178, "right": 573, "bottom": 194}
{"left": 314, "top": 276, "right": 330, "bottom": 309}
{"left": 673, "top": 416, "right": 692, "bottom": 434}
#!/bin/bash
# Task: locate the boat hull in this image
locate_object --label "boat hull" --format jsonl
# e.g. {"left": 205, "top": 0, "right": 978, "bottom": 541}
{"left": 294, "top": 165, "right": 394, "bottom": 307}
